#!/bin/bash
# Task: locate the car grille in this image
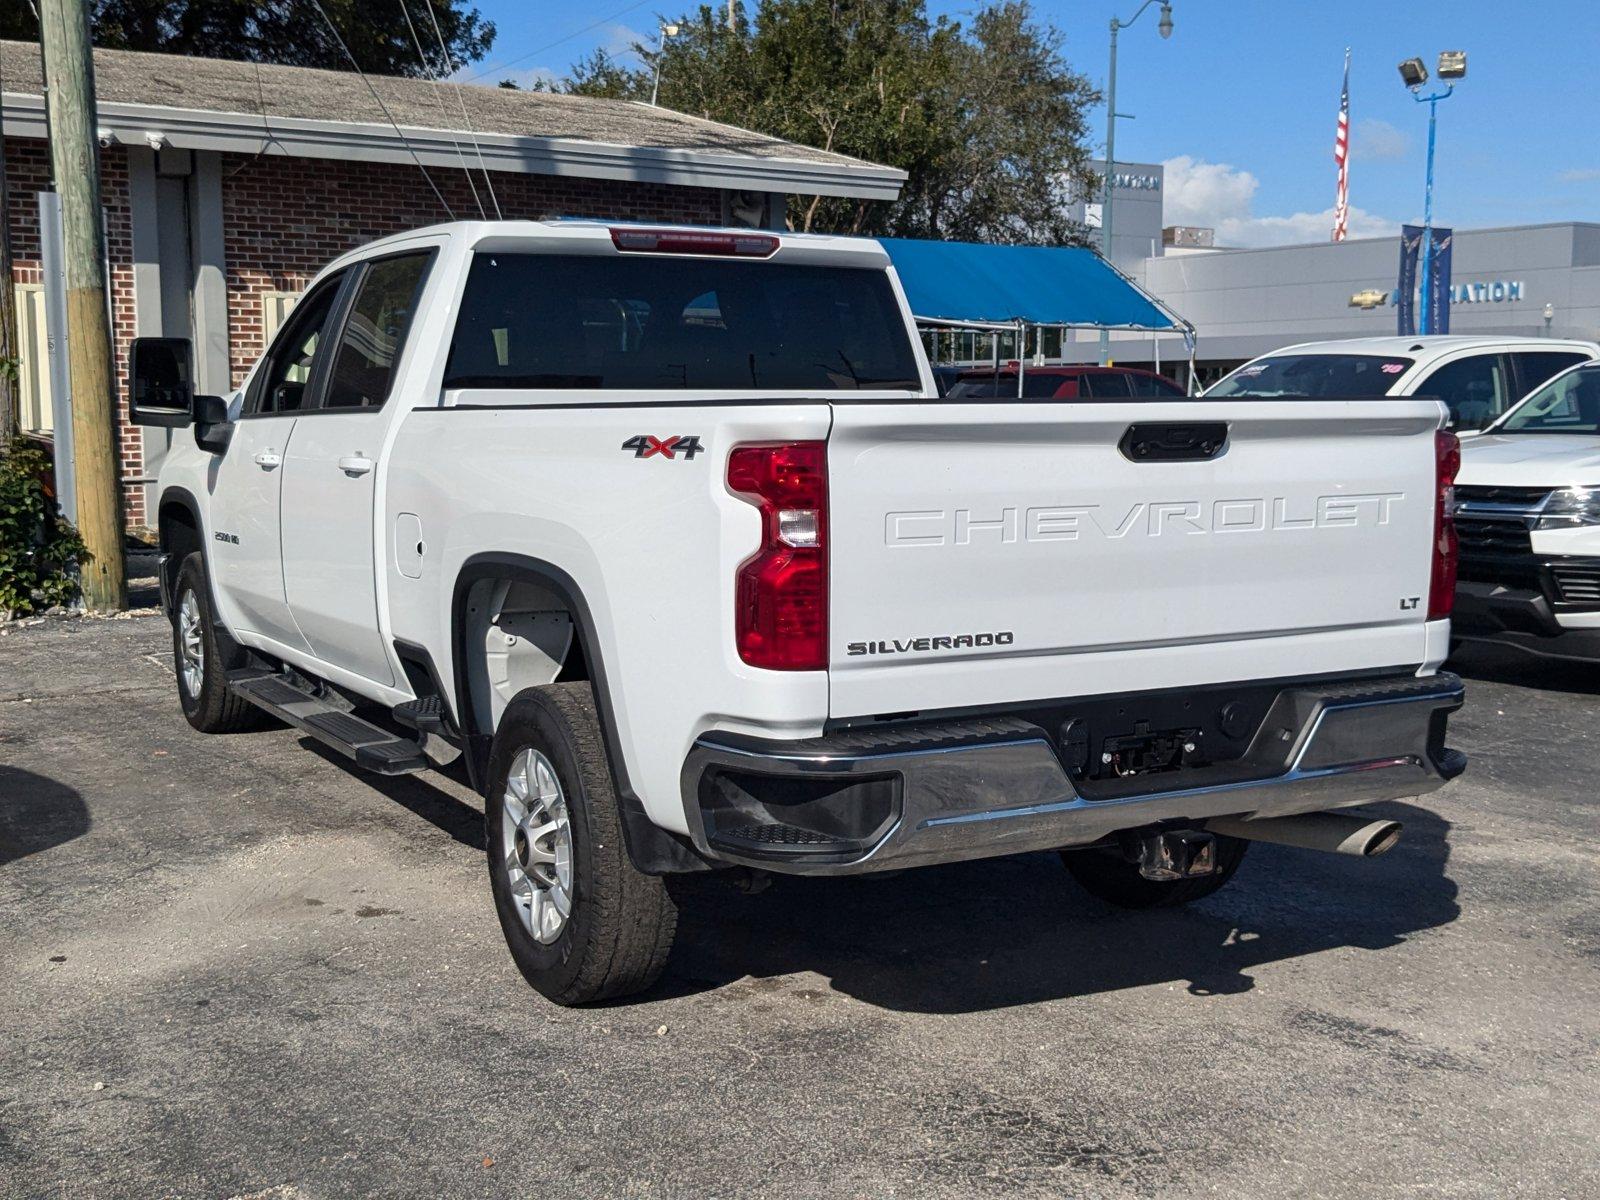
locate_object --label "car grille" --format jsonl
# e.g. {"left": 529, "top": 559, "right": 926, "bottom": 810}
{"left": 1455, "top": 517, "right": 1533, "bottom": 558}
{"left": 1454, "top": 484, "right": 1553, "bottom": 508}
{"left": 1549, "top": 561, "right": 1600, "bottom": 605}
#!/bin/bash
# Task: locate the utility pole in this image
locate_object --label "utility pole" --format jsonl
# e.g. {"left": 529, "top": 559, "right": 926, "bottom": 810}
{"left": 728, "top": 0, "right": 737, "bottom": 32}
{"left": 39, "top": 0, "right": 126, "bottom": 610}
{"left": 0, "top": 43, "right": 19, "bottom": 438}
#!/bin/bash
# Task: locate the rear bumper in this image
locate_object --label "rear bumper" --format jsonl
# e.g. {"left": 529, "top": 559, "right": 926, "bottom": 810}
{"left": 1452, "top": 579, "right": 1600, "bottom": 661}
{"left": 680, "top": 672, "right": 1465, "bottom": 875}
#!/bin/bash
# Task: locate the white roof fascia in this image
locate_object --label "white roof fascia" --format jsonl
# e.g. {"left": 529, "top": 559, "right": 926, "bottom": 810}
{"left": 1, "top": 92, "right": 907, "bottom": 201}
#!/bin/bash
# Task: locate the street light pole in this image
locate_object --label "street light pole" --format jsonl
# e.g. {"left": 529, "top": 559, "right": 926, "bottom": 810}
{"left": 1098, "top": 1, "right": 1171, "bottom": 366}
{"left": 1413, "top": 83, "right": 1452, "bottom": 335}
{"left": 649, "top": 23, "right": 680, "bottom": 107}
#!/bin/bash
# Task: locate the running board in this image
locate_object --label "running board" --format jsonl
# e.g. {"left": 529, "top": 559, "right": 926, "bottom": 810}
{"left": 227, "top": 668, "right": 428, "bottom": 775}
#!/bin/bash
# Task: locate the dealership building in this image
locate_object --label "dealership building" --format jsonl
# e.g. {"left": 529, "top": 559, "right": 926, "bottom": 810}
{"left": 1048, "top": 161, "right": 1600, "bottom": 390}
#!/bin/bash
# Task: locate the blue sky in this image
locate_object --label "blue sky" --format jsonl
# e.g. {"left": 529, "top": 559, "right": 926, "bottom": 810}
{"left": 459, "top": 0, "right": 1600, "bottom": 246}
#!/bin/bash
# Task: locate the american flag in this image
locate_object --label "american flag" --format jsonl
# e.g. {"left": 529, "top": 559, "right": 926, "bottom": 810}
{"left": 1333, "top": 48, "right": 1351, "bottom": 242}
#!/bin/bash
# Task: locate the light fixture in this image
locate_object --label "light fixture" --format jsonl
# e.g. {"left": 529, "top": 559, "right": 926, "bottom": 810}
{"left": 1158, "top": 3, "right": 1174, "bottom": 38}
{"left": 1398, "top": 57, "right": 1429, "bottom": 89}
{"left": 1437, "top": 50, "right": 1467, "bottom": 80}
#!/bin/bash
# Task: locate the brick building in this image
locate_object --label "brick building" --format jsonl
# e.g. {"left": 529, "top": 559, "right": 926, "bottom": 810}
{"left": 0, "top": 40, "right": 904, "bottom": 527}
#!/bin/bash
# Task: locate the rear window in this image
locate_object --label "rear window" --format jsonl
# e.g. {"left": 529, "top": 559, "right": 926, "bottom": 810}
{"left": 1208, "top": 354, "right": 1414, "bottom": 398}
{"left": 946, "top": 373, "right": 1062, "bottom": 399}
{"left": 444, "top": 252, "right": 920, "bottom": 391}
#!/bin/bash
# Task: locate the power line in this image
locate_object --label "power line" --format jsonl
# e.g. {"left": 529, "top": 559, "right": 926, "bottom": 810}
{"left": 398, "top": 0, "right": 487, "bottom": 219}
{"left": 306, "top": 0, "right": 457, "bottom": 220}
{"left": 462, "top": 0, "right": 657, "bottom": 83}
{"left": 421, "top": 0, "right": 503, "bottom": 218}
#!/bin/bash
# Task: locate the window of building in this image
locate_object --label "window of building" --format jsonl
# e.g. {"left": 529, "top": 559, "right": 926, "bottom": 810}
{"left": 12, "top": 284, "right": 52, "bottom": 434}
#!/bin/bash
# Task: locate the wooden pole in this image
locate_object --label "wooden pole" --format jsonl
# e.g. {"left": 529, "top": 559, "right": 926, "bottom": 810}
{"left": 0, "top": 44, "right": 20, "bottom": 439}
{"left": 38, "top": 0, "right": 125, "bottom": 610}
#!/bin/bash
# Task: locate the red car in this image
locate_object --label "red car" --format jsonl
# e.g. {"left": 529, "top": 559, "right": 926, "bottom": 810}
{"left": 944, "top": 365, "right": 1187, "bottom": 399}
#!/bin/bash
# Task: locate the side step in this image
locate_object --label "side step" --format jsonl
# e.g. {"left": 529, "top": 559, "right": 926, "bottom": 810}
{"left": 227, "top": 668, "right": 427, "bottom": 775}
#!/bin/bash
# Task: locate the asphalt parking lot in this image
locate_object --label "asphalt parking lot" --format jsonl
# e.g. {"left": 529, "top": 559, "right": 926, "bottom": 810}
{"left": 2, "top": 614, "right": 1599, "bottom": 1199}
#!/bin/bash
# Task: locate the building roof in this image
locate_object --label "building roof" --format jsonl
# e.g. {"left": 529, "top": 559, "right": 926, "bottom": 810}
{"left": 0, "top": 39, "right": 905, "bottom": 200}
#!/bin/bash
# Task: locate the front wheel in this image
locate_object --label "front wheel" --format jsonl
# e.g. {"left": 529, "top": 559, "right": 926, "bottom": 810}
{"left": 170, "top": 553, "right": 261, "bottom": 734}
{"left": 485, "top": 683, "right": 678, "bottom": 1005}
{"left": 1061, "top": 834, "right": 1249, "bottom": 909}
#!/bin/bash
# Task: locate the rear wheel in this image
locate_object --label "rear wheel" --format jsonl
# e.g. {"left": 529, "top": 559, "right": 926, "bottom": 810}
{"left": 485, "top": 683, "right": 678, "bottom": 1004}
{"left": 1061, "top": 834, "right": 1249, "bottom": 909}
{"left": 171, "top": 553, "right": 260, "bottom": 734}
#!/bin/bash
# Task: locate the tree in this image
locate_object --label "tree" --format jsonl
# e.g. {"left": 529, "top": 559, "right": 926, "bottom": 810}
{"left": 565, "top": 0, "right": 1098, "bottom": 243}
{"left": 0, "top": 0, "right": 496, "bottom": 77}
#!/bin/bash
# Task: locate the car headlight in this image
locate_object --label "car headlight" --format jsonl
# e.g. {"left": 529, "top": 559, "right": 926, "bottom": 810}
{"left": 1537, "top": 486, "right": 1600, "bottom": 528}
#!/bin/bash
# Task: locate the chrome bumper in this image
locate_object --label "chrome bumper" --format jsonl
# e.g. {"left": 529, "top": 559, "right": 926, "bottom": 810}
{"left": 681, "top": 672, "right": 1465, "bottom": 875}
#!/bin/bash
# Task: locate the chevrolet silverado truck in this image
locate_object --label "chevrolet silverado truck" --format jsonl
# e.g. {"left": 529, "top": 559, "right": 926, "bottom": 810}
{"left": 1452, "top": 358, "right": 1600, "bottom": 660}
{"left": 129, "top": 220, "right": 1467, "bottom": 1005}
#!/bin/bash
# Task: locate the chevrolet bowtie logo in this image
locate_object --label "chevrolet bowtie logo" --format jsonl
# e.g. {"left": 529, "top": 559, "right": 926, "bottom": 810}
{"left": 1349, "top": 289, "right": 1389, "bottom": 310}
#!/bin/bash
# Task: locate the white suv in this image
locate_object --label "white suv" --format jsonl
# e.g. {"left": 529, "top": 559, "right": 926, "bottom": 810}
{"left": 1207, "top": 336, "right": 1599, "bottom": 431}
{"left": 1453, "top": 359, "right": 1600, "bottom": 661}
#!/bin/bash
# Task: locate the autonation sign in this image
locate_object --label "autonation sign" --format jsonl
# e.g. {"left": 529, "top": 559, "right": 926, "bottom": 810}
{"left": 1351, "top": 279, "right": 1526, "bottom": 310}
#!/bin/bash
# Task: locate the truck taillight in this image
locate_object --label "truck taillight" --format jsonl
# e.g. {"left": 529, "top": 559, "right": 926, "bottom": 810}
{"left": 728, "top": 442, "right": 828, "bottom": 670}
{"left": 1429, "top": 429, "right": 1461, "bottom": 620}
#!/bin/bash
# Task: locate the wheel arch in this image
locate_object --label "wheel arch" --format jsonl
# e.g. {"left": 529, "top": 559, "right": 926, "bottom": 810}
{"left": 156, "top": 487, "right": 206, "bottom": 617}
{"left": 449, "top": 552, "right": 710, "bottom": 876}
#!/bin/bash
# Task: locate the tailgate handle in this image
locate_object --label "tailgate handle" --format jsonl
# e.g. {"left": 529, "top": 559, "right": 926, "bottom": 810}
{"left": 1119, "top": 422, "right": 1228, "bottom": 463}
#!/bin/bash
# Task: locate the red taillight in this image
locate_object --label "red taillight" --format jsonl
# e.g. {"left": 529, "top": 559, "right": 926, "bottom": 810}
{"left": 1429, "top": 429, "right": 1461, "bottom": 620}
{"left": 610, "top": 228, "right": 779, "bottom": 257}
{"left": 728, "top": 442, "right": 828, "bottom": 670}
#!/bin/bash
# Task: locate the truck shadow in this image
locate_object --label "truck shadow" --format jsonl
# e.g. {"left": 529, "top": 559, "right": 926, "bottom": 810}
{"left": 658, "top": 801, "right": 1457, "bottom": 1014}
{"left": 0, "top": 767, "right": 92, "bottom": 868}
{"left": 1449, "top": 642, "right": 1600, "bottom": 695}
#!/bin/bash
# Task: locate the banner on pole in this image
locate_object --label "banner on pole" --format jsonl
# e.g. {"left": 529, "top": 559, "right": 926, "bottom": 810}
{"left": 1427, "top": 227, "right": 1454, "bottom": 335}
{"left": 1396, "top": 224, "right": 1423, "bottom": 337}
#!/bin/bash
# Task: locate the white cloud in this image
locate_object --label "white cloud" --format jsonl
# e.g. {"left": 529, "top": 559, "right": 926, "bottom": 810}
{"left": 1161, "top": 154, "right": 1400, "bottom": 248}
{"left": 1558, "top": 167, "right": 1600, "bottom": 183}
{"left": 602, "top": 24, "right": 652, "bottom": 60}
{"left": 1352, "top": 118, "right": 1409, "bottom": 161}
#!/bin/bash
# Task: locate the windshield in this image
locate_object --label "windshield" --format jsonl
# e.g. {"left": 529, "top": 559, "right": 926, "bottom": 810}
{"left": 444, "top": 252, "right": 921, "bottom": 391}
{"left": 1207, "top": 353, "right": 1413, "bottom": 398}
{"left": 1494, "top": 363, "right": 1600, "bottom": 434}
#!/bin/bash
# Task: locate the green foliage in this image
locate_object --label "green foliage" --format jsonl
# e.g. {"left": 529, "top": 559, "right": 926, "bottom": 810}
{"left": 0, "top": 437, "right": 87, "bottom": 617}
{"left": 1, "top": 1, "right": 496, "bottom": 77}
{"left": 564, "top": 0, "right": 1099, "bottom": 244}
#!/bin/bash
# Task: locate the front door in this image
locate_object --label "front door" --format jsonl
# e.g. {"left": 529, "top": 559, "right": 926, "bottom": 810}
{"left": 279, "top": 250, "right": 433, "bottom": 687}
{"left": 207, "top": 272, "right": 348, "bottom": 651}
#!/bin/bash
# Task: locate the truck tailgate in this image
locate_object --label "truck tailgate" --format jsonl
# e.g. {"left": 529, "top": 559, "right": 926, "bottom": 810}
{"left": 827, "top": 400, "right": 1443, "bottom": 719}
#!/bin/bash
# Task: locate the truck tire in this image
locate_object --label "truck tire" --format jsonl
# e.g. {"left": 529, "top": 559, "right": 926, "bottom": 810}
{"left": 171, "top": 552, "right": 261, "bottom": 734}
{"left": 1060, "top": 835, "right": 1249, "bottom": 910}
{"left": 484, "top": 683, "right": 678, "bottom": 1005}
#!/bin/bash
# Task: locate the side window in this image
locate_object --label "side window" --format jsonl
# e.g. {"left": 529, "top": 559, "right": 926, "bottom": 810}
{"left": 323, "top": 252, "right": 433, "bottom": 410}
{"left": 246, "top": 274, "right": 345, "bottom": 416}
{"left": 1414, "top": 354, "right": 1510, "bottom": 430}
{"left": 1512, "top": 352, "right": 1588, "bottom": 398}
{"left": 1084, "top": 373, "right": 1132, "bottom": 399}
{"left": 1021, "top": 373, "right": 1061, "bottom": 397}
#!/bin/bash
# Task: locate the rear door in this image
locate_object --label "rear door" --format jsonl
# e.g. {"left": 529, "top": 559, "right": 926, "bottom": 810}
{"left": 279, "top": 250, "right": 433, "bottom": 686}
{"left": 827, "top": 399, "right": 1442, "bottom": 718}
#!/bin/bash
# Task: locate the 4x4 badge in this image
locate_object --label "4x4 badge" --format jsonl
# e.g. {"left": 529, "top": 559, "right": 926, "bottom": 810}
{"left": 622, "top": 435, "right": 703, "bottom": 460}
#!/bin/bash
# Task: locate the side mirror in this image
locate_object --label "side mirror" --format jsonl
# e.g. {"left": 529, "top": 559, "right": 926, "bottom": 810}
{"left": 128, "top": 337, "right": 196, "bottom": 427}
{"left": 193, "top": 394, "right": 234, "bottom": 455}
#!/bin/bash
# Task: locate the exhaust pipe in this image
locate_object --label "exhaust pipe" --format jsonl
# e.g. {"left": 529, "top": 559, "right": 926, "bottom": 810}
{"left": 1206, "top": 811, "right": 1403, "bottom": 858}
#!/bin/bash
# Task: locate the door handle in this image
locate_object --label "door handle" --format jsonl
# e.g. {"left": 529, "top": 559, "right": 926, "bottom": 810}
{"left": 338, "top": 454, "right": 375, "bottom": 476}
{"left": 253, "top": 450, "right": 282, "bottom": 470}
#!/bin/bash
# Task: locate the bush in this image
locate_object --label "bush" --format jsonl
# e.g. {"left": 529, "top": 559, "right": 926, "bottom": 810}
{"left": 0, "top": 435, "right": 87, "bottom": 617}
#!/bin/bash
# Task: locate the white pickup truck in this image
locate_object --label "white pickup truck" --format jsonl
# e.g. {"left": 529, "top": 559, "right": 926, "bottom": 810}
{"left": 130, "top": 220, "right": 1467, "bottom": 1004}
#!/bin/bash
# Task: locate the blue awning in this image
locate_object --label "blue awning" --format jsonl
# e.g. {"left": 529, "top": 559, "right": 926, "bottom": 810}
{"left": 877, "top": 238, "right": 1184, "bottom": 332}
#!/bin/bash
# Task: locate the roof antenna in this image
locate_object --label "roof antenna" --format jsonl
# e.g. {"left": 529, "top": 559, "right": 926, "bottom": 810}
{"left": 398, "top": 0, "right": 486, "bottom": 219}
{"left": 421, "top": 0, "right": 504, "bottom": 219}
{"left": 307, "top": 0, "right": 457, "bottom": 220}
